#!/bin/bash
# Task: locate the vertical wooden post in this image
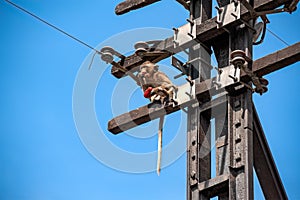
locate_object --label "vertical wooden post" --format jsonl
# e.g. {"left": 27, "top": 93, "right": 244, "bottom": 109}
{"left": 187, "top": 1, "right": 212, "bottom": 200}
{"left": 228, "top": 14, "right": 254, "bottom": 199}
{"left": 214, "top": 0, "right": 254, "bottom": 199}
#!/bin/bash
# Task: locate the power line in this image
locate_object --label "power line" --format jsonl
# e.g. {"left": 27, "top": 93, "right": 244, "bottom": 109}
{"left": 5, "top": 0, "right": 291, "bottom": 64}
{"left": 4, "top": 0, "right": 101, "bottom": 54}
{"left": 266, "top": 28, "right": 290, "bottom": 47}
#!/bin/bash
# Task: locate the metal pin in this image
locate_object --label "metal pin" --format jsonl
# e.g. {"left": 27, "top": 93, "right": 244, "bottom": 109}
{"left": 215, "top": 6, "right": 223, "bottom": 14}
{"left": 215, "top": 20, "right": 222, "bottom": 25}
{"left": 214, "top": 67, "right": 223, "bottom": 74}
{"left": 186, "top": 78, "right": 194, "bottom": 86}
{"left": 187, "top": 33, "right": 194, "bottom": 38}
{"left": 231, "top": 13, "right": 238, "bottom": 18}
{"left": 229, "top": 75, "right": 238, "bottom": 82}
{"left": 186, "top": 18, "right": 194, "bottom": 26}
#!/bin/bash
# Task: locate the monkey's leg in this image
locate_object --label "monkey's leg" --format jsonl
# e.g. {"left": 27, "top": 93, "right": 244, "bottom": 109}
{"left": 157, "top": 116, "right": 164, "bottom": 176}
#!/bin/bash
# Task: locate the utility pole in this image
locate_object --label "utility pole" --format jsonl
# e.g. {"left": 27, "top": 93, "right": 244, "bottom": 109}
{"left": 103, "top": 0, "right": 300, "bottom": 199}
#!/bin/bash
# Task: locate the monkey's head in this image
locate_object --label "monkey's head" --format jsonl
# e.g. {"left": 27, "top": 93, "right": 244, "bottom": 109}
{"left": 138, "top": 61, "right": 159, "bottom": 78}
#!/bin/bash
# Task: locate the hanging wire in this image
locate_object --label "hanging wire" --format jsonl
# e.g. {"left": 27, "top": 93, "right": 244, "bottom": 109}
{"left": 266, "top": 28, "right": 290, "bottom": 47}
{"left": 4, "top": 0, "right": 102, "bottom": 54}
{"left": 88, "top": 51, "right": 98, "bottom": 70}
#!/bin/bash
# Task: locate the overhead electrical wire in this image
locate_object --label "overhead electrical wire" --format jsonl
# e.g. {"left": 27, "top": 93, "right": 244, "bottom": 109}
{"left": 5, "top": 0, "right": 291, "bottom": 59}
{"left": 266, "top": 28, "right": 290, "bottom": 47}
{"left": 4, "top": 0, "right": 101, "bottom": 54}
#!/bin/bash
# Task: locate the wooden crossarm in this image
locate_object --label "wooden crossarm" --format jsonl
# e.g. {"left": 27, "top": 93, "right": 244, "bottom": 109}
{"left": 115, "top": 0, "right": 161, "bottom": 15}
{"left": 251, "top": 42, "right": 300, "bottom": 77}
{"left": 111, "top": 0, "right": 293, "bottom": 78}
{"left": 108, "top": 42, "right": 300, "bottom": 134}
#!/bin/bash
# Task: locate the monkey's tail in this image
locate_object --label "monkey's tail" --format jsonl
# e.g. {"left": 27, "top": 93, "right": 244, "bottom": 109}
{"left": 157, "top": 116, "right": 164, "bottom": 176}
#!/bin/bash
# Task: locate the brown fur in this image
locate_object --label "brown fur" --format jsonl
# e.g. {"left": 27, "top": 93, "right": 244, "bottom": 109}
{"left": 138, "top": 61, "right": 176, "bottom": 103}
{"left": 137, "top": 61, "right": 177, "bottom": 175}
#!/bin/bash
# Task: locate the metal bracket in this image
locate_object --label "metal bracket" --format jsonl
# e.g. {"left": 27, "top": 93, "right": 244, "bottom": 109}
{"left": 134, "top": 40, "right": 170, "bottom": 62}
{"left": 173, "top": 18, "right": 196, "bottom": 47}
{"left": 215, "top": 64, "right": 241, "bottom": 90}
{"left": 100, "top": 46, "right": 140, "bottom": 84}
{"left": 216, "top": 1, "right": 241, "bottom": 29}
{"left": 173, "top": 81, "right": 195, "bottom": 105}
{"left": 171, "top": 56, "right": 189, "bottom": 79}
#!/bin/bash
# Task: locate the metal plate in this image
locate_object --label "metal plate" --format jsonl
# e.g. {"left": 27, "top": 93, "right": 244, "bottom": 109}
{"left": 173, "top": 21, "right": 196, "bottom": 47}
{"left": 173, "top": 81, "right": 195, "bottom": 105}
{"left": 216, "top": 64, "right": 240, "bottom": 89}
{"left": 217, "top": 1, "right": 241, "bottom": 29}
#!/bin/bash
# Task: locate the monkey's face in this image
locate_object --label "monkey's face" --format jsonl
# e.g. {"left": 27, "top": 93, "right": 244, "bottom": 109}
{"left": 138, "top": 62, "right": 158, "bottom": 79}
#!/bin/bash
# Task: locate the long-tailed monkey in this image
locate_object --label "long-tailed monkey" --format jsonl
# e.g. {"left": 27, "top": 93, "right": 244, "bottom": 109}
{"left": 137, "top": 61, "right": 177, "bottom": 175}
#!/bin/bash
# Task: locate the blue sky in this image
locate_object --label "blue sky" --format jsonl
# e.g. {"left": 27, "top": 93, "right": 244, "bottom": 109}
{"left": 0, "top": 0, "right": 299, "bottom": 199}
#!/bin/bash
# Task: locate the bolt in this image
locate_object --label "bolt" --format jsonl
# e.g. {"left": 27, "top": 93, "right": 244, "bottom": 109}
{"left": 214, "top": 67, "right": 223, "bottom": 74}
{"left": 187, "top": 32, "right": 194, "bottom": 38}
{"left": 186, "top": 18, "right": 194, "bottom": 26}
{"left": 231, "top": 13, "right": 238, "bottom": 18}
{"left": 215, "top": 20, "right": 222, "bottom": 25}
{"left": 229, "top": 75, "right": 238, "bottom": 82}
{"left": 235, "top": 121, "right": 241, "bottom": 128}
{"left": 186, "top": 78, "right": 194, "bottom": 86}
{"left": 215, "top": 6, "right": 223, "bottom": 14}
{"left": 191, "top": 170, "right": 196, "bottom": 179}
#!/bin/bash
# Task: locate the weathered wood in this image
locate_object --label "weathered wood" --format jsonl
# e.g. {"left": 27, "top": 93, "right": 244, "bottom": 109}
{"left": 253, "top": 105, "right": 288, "bottom": 200}
{"left": 108, "top": 103, "right": 180, "bottom": 134}
{"left": 198, "top": 175, "right": 229, "bottom": 197}
{"left": 115, "top": 0, "right": 161, "bottom": 15}
{"left": 111, "top": 50, "right": 171, "bottom": 78}
{"left": 108, "top": 43, "right": 300, "bottom": 134}
{"left": 111, "top": 0, "right": 293, "bottom": 78}
{"left": 251, "top": 42, "right": 300, "bottom": 77}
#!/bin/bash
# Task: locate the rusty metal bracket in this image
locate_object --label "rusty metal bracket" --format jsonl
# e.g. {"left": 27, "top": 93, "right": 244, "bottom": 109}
{"left": 173, "top": 18, "right": 196, "bottom": 47}
{"left": 100, "top": 46, "right": 140, "bottom": 84}
{"left": 173, "top": 81, "right": 195, "bottom": 106}
{"left": 216, "top": 1, "right": 241, "bottom": 29}
{"left": 134, "top": 40, "right": 171, "bottom": 63}
{"left": 171, "top": 56, "right": 189, "bottom": 79}
{"left": 215, "top": 64, "right": 241, "bottom": 90}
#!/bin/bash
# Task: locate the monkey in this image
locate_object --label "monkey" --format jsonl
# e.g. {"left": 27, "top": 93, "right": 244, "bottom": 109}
{"left": 137, "top": 61, "right": 177, "bottom": 175}
{"left": 138, "top": 61, "right": 177, "bottom": 105}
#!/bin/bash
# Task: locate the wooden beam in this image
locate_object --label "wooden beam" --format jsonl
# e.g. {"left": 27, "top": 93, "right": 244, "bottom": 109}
{"left": 111, "top": 0, "right": 292, "bottom": 78}
{"left": 115, "top": 0, "right": 161, "bottom": 15}
{"left": 198, "top": 175, "right": 229, "bottom": 197}
{"left": 108, "top": 43, "right": 300, "bottom": 134}
{"left": 108, "top": 103, "right": 180, "bottom": 134}
{"left": 252, "top": 42, "right": 300, "bottom": 77}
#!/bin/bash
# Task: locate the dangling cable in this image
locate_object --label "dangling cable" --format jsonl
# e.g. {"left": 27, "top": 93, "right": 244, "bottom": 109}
{"left": 253, "top": 21, "right": 267, "bottom": 45}
{"left": 88, "top": 51, "right": 98, "bottom": 70}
